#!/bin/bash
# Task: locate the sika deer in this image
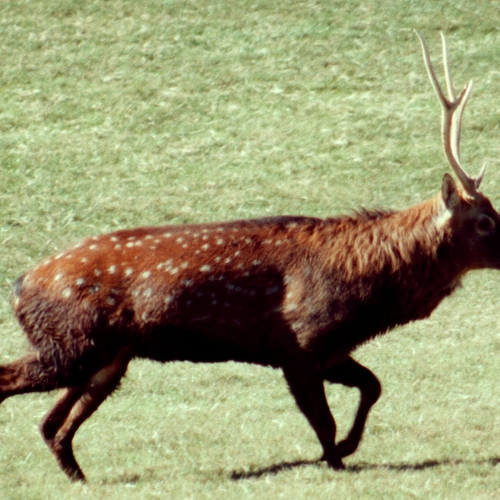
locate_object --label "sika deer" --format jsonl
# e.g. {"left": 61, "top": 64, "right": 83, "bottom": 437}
{"left": 2, "top": 34, "right": 500, "bottom": 481}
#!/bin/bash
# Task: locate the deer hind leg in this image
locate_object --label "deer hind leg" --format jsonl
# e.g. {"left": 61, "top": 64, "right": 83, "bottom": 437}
{"left": 324, "top": 357, "right": 381, "bottom": 459}
{"left": 40, "top": 386, "right": 86, "bottom": 446}
{"left": 282, "top": 363, "right": 344, "bottom": 469}
{"left": 0, "top": 353, "right": 64, "bottom": 404}
{"left": 41, "top": 348, "right": 131, "bottom": 482}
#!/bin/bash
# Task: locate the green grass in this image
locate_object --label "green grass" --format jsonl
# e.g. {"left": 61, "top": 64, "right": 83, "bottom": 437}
{"left": 1, "top": 0, "right": 500, "bottom": 498}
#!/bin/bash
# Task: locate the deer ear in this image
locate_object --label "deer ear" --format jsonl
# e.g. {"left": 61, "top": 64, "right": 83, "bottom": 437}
{"left": 441, "top": 173, "right": 461, "bottom": 210}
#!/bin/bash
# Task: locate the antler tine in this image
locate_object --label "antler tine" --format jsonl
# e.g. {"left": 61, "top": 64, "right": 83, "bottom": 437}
{"left": 441, "top": 32, "right": 456, "bottom": 101}
{"left": 476, "top": 163, "right": 487, "bottom": 189}
{"left": 415, "top": 31, "right": 481, "bottom": 197}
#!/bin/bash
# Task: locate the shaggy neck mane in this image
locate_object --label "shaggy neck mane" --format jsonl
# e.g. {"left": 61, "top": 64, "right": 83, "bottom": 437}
{"left": 321, "top": 195, "right": 458, "bottom": 286}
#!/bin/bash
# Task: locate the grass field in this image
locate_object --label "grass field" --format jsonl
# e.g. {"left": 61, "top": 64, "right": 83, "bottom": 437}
{"left": 1, "top": 0, "right": 500, "bottom": 498}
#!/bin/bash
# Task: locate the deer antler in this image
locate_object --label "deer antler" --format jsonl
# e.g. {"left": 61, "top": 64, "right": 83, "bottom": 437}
{"left": 416, "top": 31, "right": 485, "bottom": 198}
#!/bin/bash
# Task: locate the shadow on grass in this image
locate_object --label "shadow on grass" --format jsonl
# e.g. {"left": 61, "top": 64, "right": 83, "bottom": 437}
{"left": 230, "top": 456, "right": 500, "bottom": 480}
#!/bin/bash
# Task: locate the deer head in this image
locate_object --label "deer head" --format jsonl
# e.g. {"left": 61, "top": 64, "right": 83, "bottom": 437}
{"left": 416, "top": 32, "right": 500, "bottom": 270}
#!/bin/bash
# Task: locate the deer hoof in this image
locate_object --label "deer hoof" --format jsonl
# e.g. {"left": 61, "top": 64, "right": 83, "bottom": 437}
{"left": 321, "top": 452, "right": 346, "bottom": 470}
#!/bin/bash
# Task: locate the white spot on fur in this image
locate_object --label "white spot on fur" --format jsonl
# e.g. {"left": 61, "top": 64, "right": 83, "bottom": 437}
{"left": 110, "top": 236, "right": 119, "bottom": 242}
{"left": 158, "top": 259, "right": 173, "bottom": 270}
{"left": 170, "top": 267, "right": 179, "bottom": 275}
{"left": 54, "top": 273, "right": 63, "bottom": 282}
{"left": 181, "top": 262, "right": 189, "bottom": 269}
{"left": 127, "top": 236, "right": 136, "bottom": 241}
{"left": 81, "top": 257, "right": 88, "bottom": 263}
{"left": 89, "top": 244, "right": 98, "bottom": 251}
{"left": 108, "top": 265, "right": 116, "bottom": 274}
{"left": 145, "top": 235, "right": 153, "bottom": 240}
{"left": 217, "top": 238, "right": 224, "bottom": 245}
{"left": 200, "top": 265, "right": 212, "bottom": 272}
{"left": 126, "top": 242, "right": 134, "bottom": 248}
{"left": 107, "top": 297, "right": 116, "bottom": 306}
{"left": 142, "top": 271, "right": 151, "bottom": 279}
{"left": 252, "top": 260, "right": 261, "bottom": 266}
{"left": 144, "top": 288, "right": 152, "bottom": 297}
{"left": 115, "top": 244, "right": 122, "bottom": 250}
{"left": 202, "top": 244, "right": 209, "bottom": 251}
{"left": 62, "top": 288, "right": 72, "bottom": 298}
{"left": 75, "top": 278, "right": 86, "bottom": 286}
{"left": 125, "top": 268, "right": 134, "bottom": 277}
{"left": 164, "top": 232, "right": 172, "bottom": 238}
{"left": 275, "top": 240, "right": 282, "bottom": 246}
{"left": 94, "top": 269, "right": 102, "bottom": 277}
{"left": 176, "top": 237, "right": 184, "bottom": 243}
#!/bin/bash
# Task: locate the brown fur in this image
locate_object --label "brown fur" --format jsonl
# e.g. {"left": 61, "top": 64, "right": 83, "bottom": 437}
{"left": 3, "top": 175, "right": 500, "bottom": 480}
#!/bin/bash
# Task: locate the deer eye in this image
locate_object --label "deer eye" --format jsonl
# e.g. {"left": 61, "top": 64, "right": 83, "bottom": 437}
{"left": 476, "top": 214, "right": 496, "bottom": 235}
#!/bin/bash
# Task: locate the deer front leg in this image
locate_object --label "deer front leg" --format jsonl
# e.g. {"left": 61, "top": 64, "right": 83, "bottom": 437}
{"left": 282, "top": 362, "right": 344, "bottom": 469}
{"left": 324, "top": 357, "right": 381, "bottom": 459}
